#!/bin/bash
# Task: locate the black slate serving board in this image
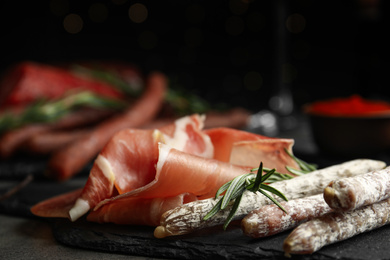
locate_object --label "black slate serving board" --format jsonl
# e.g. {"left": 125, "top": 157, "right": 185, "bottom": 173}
{"left": 2, "top": 155, "right": 390, "bottom": 260}
{"left": 50, "top": 216, "right": 390, "bottom": 260}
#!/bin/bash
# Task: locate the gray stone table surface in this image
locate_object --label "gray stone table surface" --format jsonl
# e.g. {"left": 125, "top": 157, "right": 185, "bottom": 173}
{"left": 0, "top": 213, "right": 161, "bottom": 260}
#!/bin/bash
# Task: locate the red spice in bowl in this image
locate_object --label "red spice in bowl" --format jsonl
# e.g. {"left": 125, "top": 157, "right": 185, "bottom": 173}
{"left": 305, "top": 95, "right": 390, "bottom": 117}
{"left": 305, "top": 95, "right": 390, "bottom": 157}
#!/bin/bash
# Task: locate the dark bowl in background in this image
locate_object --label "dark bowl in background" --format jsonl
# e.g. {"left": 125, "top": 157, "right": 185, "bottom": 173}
{"left": 306, "top": 110, "right": 390, "bottom": 158}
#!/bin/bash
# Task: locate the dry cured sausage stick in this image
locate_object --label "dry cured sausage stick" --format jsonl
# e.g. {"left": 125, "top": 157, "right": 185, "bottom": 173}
{"left": 154, "top": 159, "right": 385, "bottom": 238}
{"left": 0, "top": 108, "right": 113, "bottom": 157}
{"left": 48, "top": 72, "right": 167, "bottom": 181}
{"left": 242, "top": 194, "right": 332, "bottom": 238}
{"left": 324, "top": 166, "right": 390, "bottom": 211}
{"left": 283, "top": 197, "right": 390, "bottom": 255}
{"left": 25, "top": 129, "right": 90, "bottom": 154}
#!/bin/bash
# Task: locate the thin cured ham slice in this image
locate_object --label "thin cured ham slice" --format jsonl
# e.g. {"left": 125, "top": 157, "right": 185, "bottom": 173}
{"left": 205, "top": 128, "right": 299, "bottom": 174}
{"left": 32, "top": 114, "right": 214, "bottom": 221}
{"left": 68, "top": 114, "right": 214, "bottom": 221}
{"left": 86, "top": 143, "right": 251, "bottom": 225}
{"left": 87, "top": 193, "right": 198, "bottom": 226}
{"left": 31, "top": 189, "right": 83, "bottom": 219}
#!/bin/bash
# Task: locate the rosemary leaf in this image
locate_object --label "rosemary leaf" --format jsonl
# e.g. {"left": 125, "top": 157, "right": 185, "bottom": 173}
{"left": 223, "top": 192, "right": 244, "bottom": 230}
{"left": 286, "top": 166, "right": 307, "bottom": 176}
{"left": 221, "top": 173, "right": 251, "bottom": 209}
{"left": 259, "top": 168, "right": 276, "bottom": 184}
{"left": 259, "top": 184, "right": 288, "bottom": 202}
{"left": 258, "top": 189, "right": 287, "bottom": 214}
{"left": 284, "top": 148, "right": 317, "bottom": 172}
{"left": 214, "top": 181, "right": 232, "bottom": 199}
{"left": 203, "top": 198, "right": 224, "bottom": 221}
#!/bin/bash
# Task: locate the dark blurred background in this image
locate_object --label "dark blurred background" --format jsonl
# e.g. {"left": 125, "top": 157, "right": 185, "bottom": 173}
{"left": 1, "top": 0, "right": 388, "bottom": 113}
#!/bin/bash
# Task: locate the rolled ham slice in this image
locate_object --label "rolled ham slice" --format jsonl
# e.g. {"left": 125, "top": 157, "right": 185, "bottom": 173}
{"left": 32, "top": 114, "right": 214, "bottom": 221}
{"left": 86, "top": 143, "right": 251, "bottom": 226}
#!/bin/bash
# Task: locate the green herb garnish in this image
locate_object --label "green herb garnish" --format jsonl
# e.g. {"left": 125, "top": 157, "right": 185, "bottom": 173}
{"left": 284, "top": 148, "right": 318, "bottom": 173}
{"left": 203, "top": 162, "right": 288, "bottom": 230}
{"left": 0, "top": 91, "right": 126, "bottom": 133}
{"left": 203, "top": 150, "right": 317, "bottom": 229}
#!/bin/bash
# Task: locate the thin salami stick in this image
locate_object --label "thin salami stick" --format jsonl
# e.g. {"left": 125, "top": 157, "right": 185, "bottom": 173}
{"left": 154, "top": 159, "right": 385, "bottom": 238}
{"left": 283, "top": 197, "right": 390, "bottom": 255}
{"left": 25, "top": 129, "right": 90, "bottom": 154}
{"left": 324, "top": 166, "right": 390, "bottom": 211}
{"left": 48, "top": 72, "right": 167, "bottom": 181}
{"left": 242, "top": 194, "right": 332, "bottom": 238}
{"left": 0, "top": 108, "right": 113, "bottom": 157}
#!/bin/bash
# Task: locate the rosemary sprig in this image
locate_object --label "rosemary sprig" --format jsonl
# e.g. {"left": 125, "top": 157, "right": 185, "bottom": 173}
{"left": 203, "top": 150, "right": 318, "bottom": 230}
{"left": 0, "top": 91, "right": 126, "bottom": 133}
{"left": 284, "top": 148, "right": 318, "bottom": 173}
{"left": 203, "top": 162, "right": 288, "bottom": 230}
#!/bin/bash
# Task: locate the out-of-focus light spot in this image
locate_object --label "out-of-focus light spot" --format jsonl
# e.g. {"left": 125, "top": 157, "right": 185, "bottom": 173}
{"left": 137, "top": 30, "right": 158, "bottom": 50}
{"left": 286, "top": 13, "right": 306, "bottom": 33}
{"left": 50, "top": 0, "right": 69, "bottom": 16}
{"left": 112, "top": 0, "right": 127, "bottom": 5}
{"left": 248, "top": 110, "right": 278, "bottom": 136}
{"left": 129, "top": 3, "right": 148, "bottom": 23}
{"left": 229, "top": 47, "right": 249, "bottom": 67}
{"left": 292, "top": 39, "right": 310, "bottom": 60}
{"left": 269, "top": 88, "right": 294, "bottom": 116}
{"left": 63, "top": 14, "right": 83, "bottom": 34}
{"left": 246, "top": 12, "right": 266, "bottom": 32}
{"left": 88, "top": 3, "right": 108, "bottom": 23}
{"left": 282, "top": 63, "right": 297, "bottom": 84}
{"left": 185, "top": 4, "right": 205, "bottom": 24}
{"left": 184, "top": 27, "right": 203, "bottom": 47}
{"left": 222, "top": 74, "right": 242, "bottom": 94}
{"left": 229, "top": 0, "right": 249, "bottom": 15}
{"left": 225, "top": 16, "right": 245, "bottom": 36}
{"left": 244, "top": 71, "right": 263, "bottom": 91}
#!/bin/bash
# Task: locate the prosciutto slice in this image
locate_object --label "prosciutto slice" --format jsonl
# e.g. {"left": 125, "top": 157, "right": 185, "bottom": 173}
{"left": 88, "top": 193, "right": 198, "bottom": 227}
{"left": 205, "top": 128, "right": 298, "bottom": 174}
{"left": 32, "top": 114, "right": 214, "bottom": 221}
{"left": 87, "top": 144, "right": 251, "bottom": 225}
